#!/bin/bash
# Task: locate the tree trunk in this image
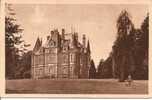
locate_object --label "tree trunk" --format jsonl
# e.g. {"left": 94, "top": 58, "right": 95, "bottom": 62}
{"left": 119, "top": 55, "right": 125, "bottom": 82}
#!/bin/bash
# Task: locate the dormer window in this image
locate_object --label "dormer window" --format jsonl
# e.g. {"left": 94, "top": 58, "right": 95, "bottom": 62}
{"left": 49, "top": 40, "right": 55, "bottom": 47}
{"left": 63, "top": 46, "right": 67, "bottom": 52}
{"left": 50, "top": 41, "right": 54, "bottom": 46}
{"left": 64, "top": 47, "right": 66, "bottom": 51}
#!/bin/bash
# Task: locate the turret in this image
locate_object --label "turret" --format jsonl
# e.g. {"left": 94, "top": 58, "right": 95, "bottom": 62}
{"left": 47, "top": 35, "right": 50, "bottom": 40}
{"left": 82, "top": 34, "right": 86, "bottom": 48}
{"left": 33, "top": 37, "right": 42, "bottom": 52}
{"left": 74, "top": 32, "right": 78, "bottom": 41}
{"left": 62, "top": 28, "right": 65, "bottom": 39}
{"left": 50, "top": 29, "right": 59, "bottom": 47}
{"left": 72, "top": 33, "right": 78, "bottom": 48}
{"left": 51, "top": 30, "right": 54, "bottom": 36}
{"left": 87, "top": 40, "right": 91, "bottom": 54}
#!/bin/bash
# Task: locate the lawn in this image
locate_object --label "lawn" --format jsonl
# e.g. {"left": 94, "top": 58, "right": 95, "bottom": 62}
{"left": 6, "top": 79, "right": 148, "bottom": 94}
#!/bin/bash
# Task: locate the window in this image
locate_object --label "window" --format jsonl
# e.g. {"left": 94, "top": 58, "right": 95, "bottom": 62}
{"left": 36, "top": 69, "right": 40, "bottom": 75}
{"left": 45, "top": 67, "right": 49, "bottom": 74}
{"left": 38, "top": 56, "right": 42, "bottom": 64}
{"left": 50, "top": 41, "right": 54, "bottom": 46}
{"left": 39, "top": 69, "right": 43, "bottom": 75}
{"left": 35, "top": 56, "right": 38, "bottom": 65}
{"left": 50, "top": 41, "right": 56, "bottom": 47}
{"left": 70, "top": 54, "right": 74, "bottom": 62}
{"left": 49, "top": 66, "right": 55, "bottom": 74}
{"left": 54, "top": 41, "right": 56, "bottom": 46}
{"left": 63, "top": 67, "right": 68, "bottom": 74}
{"left": 63, "top": 47, "right": 67, "bottom": 52}
{"left": 45, "top": 49, "right": 49, "bottom": 53}
{"left": 70, "top": 54, "right": 72, "bottom": 62}
{"left": 64, "top": 55, "right": 67, "bottom": 63}
{"left": 49, "top": 67, "right": 52, "bottom": 73}
{"left": 70, "top": 67, "right": 73, "bottom": 73}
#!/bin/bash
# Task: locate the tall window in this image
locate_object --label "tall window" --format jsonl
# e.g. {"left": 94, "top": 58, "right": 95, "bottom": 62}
{"left": 36, "top": 69, "right": 40, "bottom": 76}
{"left": 35, "top": 55, "right": 38, "bottom": 65}
{"left": 63, "top": 55, "right": 67, "bottom": 63}
{"left": 70, "top": 54, "right": 74, "bottom": 62}
{"left": 70, "top": 54, "right": 72, "bottom": 62}
{"left": 63, "top": 67, "right": 68, "bottom": 74}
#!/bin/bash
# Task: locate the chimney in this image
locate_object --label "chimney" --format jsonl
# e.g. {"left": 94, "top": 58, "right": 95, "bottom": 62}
{"left": 47, "top": 36, "right": 50, "bottom": 40}
{"left": 51, "top": 30, "right": 54, "bottom": 36}
{"left": 74, "top": 32, "right": 78, "bottom": 41}
{"left": 62, "top": 28, "right": 65, "bottom": 39}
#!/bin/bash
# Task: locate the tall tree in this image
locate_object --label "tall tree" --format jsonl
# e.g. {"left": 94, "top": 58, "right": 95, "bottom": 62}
{"left": 96, "top": 59, "right": 104, "bottom": 78}
{"left": 14, "top": 51, "right": 32, "bottom": 79}
{"left": 112, "top": 12, "right": 149, "bottom": 80}
{"left": 133, "top": 14, "right": 149, "bottom": 79}
{"left": 141, "top": 14, "right": 149, "bottom": 51}
{"left": 141, "top": 15, "right": 149, "bottom": 79}
{"left": 113, "top": 10, "right": 134, "bottom": 82}
{"left": 5, "top": 5, "right": 23, "bottom": 78}
{"left": 89, "top": 59, "right": 96, "bottom": 79}
{"left": 5, "top": 4, "right": 30, "bottom": 79}
{"left": 97, "top": 57, "right": 113, "bottom": 79}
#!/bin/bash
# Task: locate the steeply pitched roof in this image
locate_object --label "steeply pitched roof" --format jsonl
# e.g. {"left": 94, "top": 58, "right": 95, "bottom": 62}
{"left": 72, "top": 33, "right": 78, "bottom": 48}
{"left": 87, "top": 40, "right": 91, "bottom": 53}
{"left": 33, "top": 37, "right": 42, "bottom": 52}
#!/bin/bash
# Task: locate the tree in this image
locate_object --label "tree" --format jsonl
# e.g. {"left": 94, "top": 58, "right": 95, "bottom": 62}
{"left": 89, "top": 59, "right": 96, "bottom": 79}
{"left": 140, "top": 14, "right": 149, "bottom": 79}
{"left": 112, "top": 10, "right": 149, "bottom": 81}
{"left": 14, "top": 51, "right": 32, "bottom": 79}
{"left": 97, "top": 56, "right": 113, "bottom": 79}
{"left": 113, "top": 10, "right": 135, "bottom": 82}
{"left": 5, "top": 4, "right": 30, "bottom": 79}
{"left": 5, "top": 6, "right": 23, "bottom": 78}
{"left": 132, "top": 15, "right": 149, "bottom": 79}
{"left": 141, "top": 14, "right": 149, "bottom": 51}
{"left": 96, "top": 59, "right": 104, "bottom": 78}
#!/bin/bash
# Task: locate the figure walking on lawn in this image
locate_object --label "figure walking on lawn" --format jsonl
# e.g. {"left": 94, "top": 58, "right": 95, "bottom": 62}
{"left": 127, "top": 74, "right": 132, "bottom": 86}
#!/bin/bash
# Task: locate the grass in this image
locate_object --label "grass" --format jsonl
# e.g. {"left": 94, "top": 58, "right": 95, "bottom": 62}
{"left": 6, "top": 79, "right": 148, "bottom": 94}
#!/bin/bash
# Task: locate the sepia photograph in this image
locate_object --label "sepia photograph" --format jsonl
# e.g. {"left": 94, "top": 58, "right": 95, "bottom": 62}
{"left": 5, "top": 3, "right": 149, "bottom": 95}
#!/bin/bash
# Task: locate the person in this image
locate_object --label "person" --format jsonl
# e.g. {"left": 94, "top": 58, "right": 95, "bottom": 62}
{"left": 127, "top": 74, "right": 132, "bottom": 86}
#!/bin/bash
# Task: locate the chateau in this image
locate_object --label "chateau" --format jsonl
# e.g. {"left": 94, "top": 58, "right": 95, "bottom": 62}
{"left": 31, "top": 28, "right": 91, "bottom": 79}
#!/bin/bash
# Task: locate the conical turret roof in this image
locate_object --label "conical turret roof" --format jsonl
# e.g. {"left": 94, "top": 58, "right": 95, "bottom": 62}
{"left": 87, "top": 40, "right": 91, "bottom": 53}
{"left": 33, "top": 37, "right": 42, "bottom": 52}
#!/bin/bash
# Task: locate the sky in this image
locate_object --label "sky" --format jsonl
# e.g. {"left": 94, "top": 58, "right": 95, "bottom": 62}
{"left": 7, "top": 4, "right": 148, "bottom": 66}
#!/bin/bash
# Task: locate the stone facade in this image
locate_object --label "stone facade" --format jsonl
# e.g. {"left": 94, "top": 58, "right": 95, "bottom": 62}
{"left": 31, "top": 28, "right": 91, "bottom": 79}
